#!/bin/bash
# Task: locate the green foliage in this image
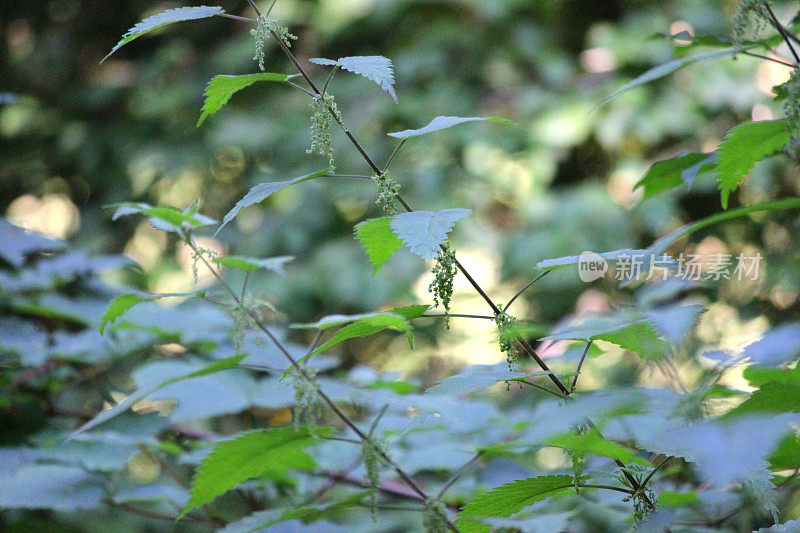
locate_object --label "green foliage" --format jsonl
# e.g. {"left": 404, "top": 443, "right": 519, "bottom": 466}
{"left": 423, "top": 499, "right": 451, "bottom": 533}
{"left": 494, "top": 311, "right": 520, "bottom": 369}
{"left": 633, "top": 151, "right": 712, "bottom": 199}
{"left": 101, "top": 6, "right": 225, "bottom": 63}
{"left": 197, "top": 73, "right": 289, "bottom": 126}
{"left": 354, "top": 216, "right": 404, "bottom": 274}
{"left": 291, "top": 363, "right": 325, "bottom": 426}
{"left": 182, "top": 426, "right": 327, "bottom": 516}
{"left": 716, "top": 120, "right": 789, "bottom": 208}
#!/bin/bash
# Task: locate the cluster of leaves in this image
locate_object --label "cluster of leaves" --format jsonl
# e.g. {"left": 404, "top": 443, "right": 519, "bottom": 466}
{"left": 4, "top": 1, "right": 800, "bottom": 532}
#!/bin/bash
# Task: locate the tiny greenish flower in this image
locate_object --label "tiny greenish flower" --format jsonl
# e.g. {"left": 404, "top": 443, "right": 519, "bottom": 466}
{"left": 191, "top": 247, "right": 218, "bottom": 284}
{"left": 422, "top": 499, "right": 449, "bottom": 533}
{"left": 375, "top": 172, "right": 401, "bottom": 215}
{"left": 307, "top": 93, "right": 339, "bottom": 170}
{"left": 428, "top": 244, "right": 457, "bottom": 328}
{"left": 495, "top": 311, "right": 520, "bottom": 371}
{"left": 291, "top": 363, "right": 324, "bottom": 428}
{"left": 732, "top": 0, "right": 771, "bottom": 46}
{"left": 250, "top": 15, "right": 297, "bottom": 71}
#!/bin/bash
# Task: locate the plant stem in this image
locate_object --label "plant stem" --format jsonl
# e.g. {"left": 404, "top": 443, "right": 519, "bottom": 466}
{"left": 571, "top": 341, "right": 592, "bottom": 392}
{"left": 322, "top": 65, "right": 340, "bottom": 96}
{"left": 504, "top": 270, "right": 550, "bottom": 312}
{"left": 383, "top": 139, "right": 406, "bottom": 173}
{"left": 420, "top": 313, "right": 496, "bottom": 320}
{"left": 437, "top": 452, "right": 482, "bottom": 499}
{"left": 518, "top": 379, "right": 566, "bottom": 399}
{"left": 187, "top": 238, "right": 462, "bottom": 533}
{"left": 742, "top": 50, "right": 796, "bottom": 68}
{"left": 641, "top": 457, "right": 671, "bottom": 488}
{"left": 583, "top": 484, "right": 635, "bottom": 495}
{"left": 219, "top": 13, "right": 257, "bottom": 22}
{"left": 108, "top": 500, "right": 224, "bottom": 527}
{"left": 245, "top": 0, "right": 262, "bottom": 17}
{"left": 763, "top": 2, "right": 800, "bottom": 65}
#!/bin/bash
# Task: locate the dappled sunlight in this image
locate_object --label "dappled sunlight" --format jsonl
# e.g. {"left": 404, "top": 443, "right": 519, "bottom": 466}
{"left": 6, "top": 194, "right": 80, "bottom": 238}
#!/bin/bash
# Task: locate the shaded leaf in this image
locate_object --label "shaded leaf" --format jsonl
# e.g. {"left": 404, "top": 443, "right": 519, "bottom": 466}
{"left": 213, "top": 255, "right": 294, "bottom": 274}
{"left": 546, "top": 431, "right": 639, "bottom": 464}
{"left": 182, "top": 426, "right": 328, "bottom": 516}
{"left": 743, "top": 323, "right": 800, "bottom": 367}
{"left": 755, "top": 519, "right": 800, "bottom": 532}
{"left": 217, "top": 169, "right": 329, "bottom": 234}
{"left": 71, "top": 355, "right": 245, "bottom": 436}
{"left": 0, "top": 93, "right": 18, "bottom": 105}
{"left": 310, "top": 56, "right": 397, "bottom": 102}
{"left": 717, "top": 120, "right": 789, "bottom": 208}
{"left": 110, "top": 202, "right": 217, "bottom": 234}
{"left": 536, "top": 248, "right": 651, "bottom": 271}
{"left": 198, "top": 73, "right": 289, "bottom": 126}
{"left": 543, "top": 313, "right": 668, "bottom": 360}
{"left": 425, "top": 368, "right": 555, "bottom": 396}
{"left": 391, "top": 209, "right": 472, "bottom": 260}
{"left": 598, "top": 48, "right": 740, "bottom": 108}
{"left": 102, "top": 6, "right": 224, "bottom": 63}
{"left": 388, "top": 116, "right": 514, "bottom": 139}
{"left": 0, "top": 218, "right": 65, "bottom": 268}
{"left": 0, "top": 464, "right": 105, "bottom": 511}
{"left": 634, "top": 152, "right": 711, "bottom": 199}
{"left": 354, "top": 217, "right": 403, "bottom": 274}
{"left": 100, "top": 294, "right": 153, "bottom": 334}
{"left": 220, "top": 493, "right": 368, "bottom": 532}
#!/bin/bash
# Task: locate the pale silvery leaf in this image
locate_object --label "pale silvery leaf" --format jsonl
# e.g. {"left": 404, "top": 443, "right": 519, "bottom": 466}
{"left": 390, "top": 209, "right": 472, "bottom": 260}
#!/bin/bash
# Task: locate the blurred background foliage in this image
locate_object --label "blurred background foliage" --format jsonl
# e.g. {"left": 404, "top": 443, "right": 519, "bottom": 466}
{"left": 3, "top": 0, "right": 800, "bottom": 530}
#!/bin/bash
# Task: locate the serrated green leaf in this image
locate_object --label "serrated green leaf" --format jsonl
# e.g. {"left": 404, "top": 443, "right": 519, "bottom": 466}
{"left": 198, "top": 73, "right": 289, "bottom": 126}
{"left": 425, "top": 369, "right": 555, "bottom": 396}
{"left": 182, "top": 426, "right": 328, "bottom": 516}
{"left": 634, "top": 152, "right": 712, "bottom": 199}
{"left": 457, "top": 475, "right": 574, "bottom": 519}
{"left": 110, "top": 202, "right": 217, "bottom": 234}
{"left": 310, "top": 312, "right": 412, "bottom": 356}
{"left": 102, "top": 6, "right": 224, "bottom": 63}
{"left": 354, "top": 217, "right": 403, "bottom": 274}
{"left": 391, "top": 209, "right": 472, "bottom": 260}
{"left": 213, "top": 255, "right": 293, "bottom": 274}
{"left": 70, "top": 355, "right": 245, "bottom": 436}
{"left": 310, "top": 56, "right": 397, "bottom": 102}
{"left": 217, "top": 169, "right": 329, "bottom": 234}
{"left": 729, "top": 382, "right": 800, "bottom": 415}
{"left": 717, "top": 120, "right": 789, "bottom": 208}
{"left": 536, "top": 249, "right": 651, "bottom": 271}
{"left": 388, "top": 116, "right": 514, "bottom": 139}
{"left": 100, "top": 294, "right": 153, "bottom": 334}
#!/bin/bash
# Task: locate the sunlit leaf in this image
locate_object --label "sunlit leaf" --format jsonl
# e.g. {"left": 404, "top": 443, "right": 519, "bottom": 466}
{"left": 716, "top": 120, "right": 789, "bottom": 208}
{"left": 217, "top": 169, "right": 329, "bottom": 234}
{"left": 634, "top": 152, "right": 714, "bottom": 199}
{"left": 213, "top": 255, "right": 294, "bottom": 274}
{"left": 310, "top": 56, "right": 397, "bottom": 102}
{"left": 310, "top": 313, "right": 412, "bottom": 357}
{"left": 388, "top": 116, "right": 514, "bottom": 139}
{"left": 391, "top": 209, "right": 472, "bottom": 260}
{"left": 354, "top": 217, "right": 403, "bottom": 274}
{"left": 198, "top": 73, "right": 289, "bottom": 126}
{"left": 457, "top": 475, "right": 573, "bottom": 519}
{"left": 102, "top": 6, "right": 224, "bottom": 63}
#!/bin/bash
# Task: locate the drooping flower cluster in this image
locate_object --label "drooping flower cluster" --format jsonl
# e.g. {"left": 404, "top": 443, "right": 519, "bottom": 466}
{"left": 307, "top": 93, "right": 340, "bottom": 170}
{"left": 732, "top": 0, "right": 771, "bottom": 46}
{"left": 784, "top": 70, "right": 800, "bottom": 159}
{"left": 291, "top": 363, "right": 324, "bottom": 427}
{"left": 495, "top": 311, "right": 520, "bottom": 370}
{"left": 250, "top": 15, "right": 296, "bottom": 71}
{"left": 361, "top": 437, "right": 387, "bottom": 521}
{"left": 375, "top": 172, "right": 401, "bottom": 215}
{"left": 428, "top": 244, "right": 457, "bottom": 328}
{"left": 422, "top": 499, "right": 449, "bottom": 533}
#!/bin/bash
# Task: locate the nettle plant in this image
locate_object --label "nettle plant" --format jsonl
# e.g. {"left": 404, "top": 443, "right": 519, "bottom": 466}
{"left": 9, "top": 0, "right": 800, "bottom": 532}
